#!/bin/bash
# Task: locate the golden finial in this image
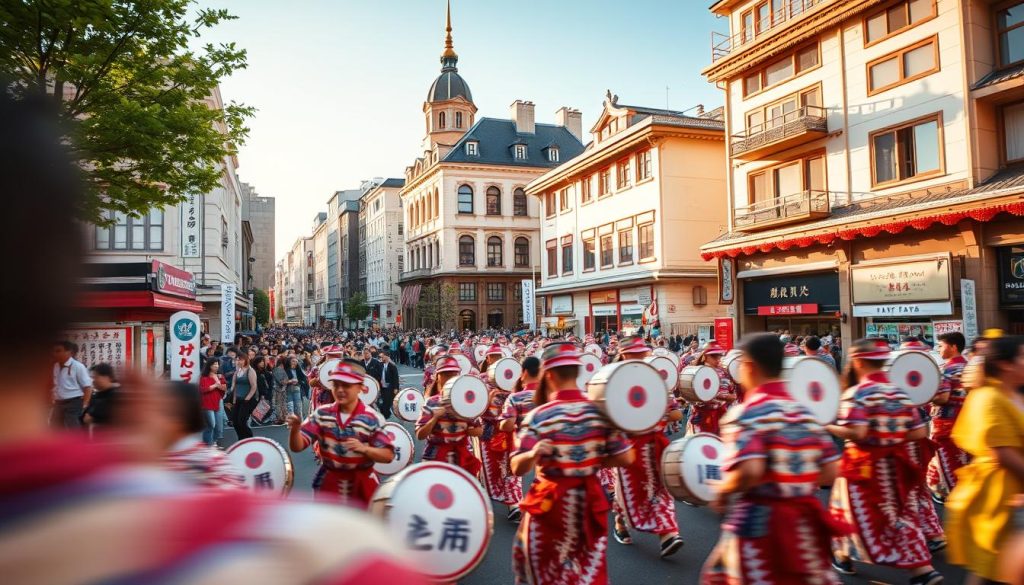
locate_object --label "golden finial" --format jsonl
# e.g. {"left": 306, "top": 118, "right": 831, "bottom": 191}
{"left": 442, "top": 0, "right": 458, "bottom": 61}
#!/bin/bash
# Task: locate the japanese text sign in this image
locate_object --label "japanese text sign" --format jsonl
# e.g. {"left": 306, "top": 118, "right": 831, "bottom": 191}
{"left": 852, "top": 256, "right": 951, "bottom": 304}
{"left": 169, "top": 310, "right": 201, "bottom": 384}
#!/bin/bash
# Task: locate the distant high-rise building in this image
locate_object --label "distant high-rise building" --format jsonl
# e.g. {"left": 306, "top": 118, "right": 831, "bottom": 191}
{"left": 240, "top": 182, "right": 275, "bottom": 293}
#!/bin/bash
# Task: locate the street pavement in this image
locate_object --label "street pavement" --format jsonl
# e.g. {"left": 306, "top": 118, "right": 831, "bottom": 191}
{"left": 230, "top": 363, "right": 967, "bottom": 585}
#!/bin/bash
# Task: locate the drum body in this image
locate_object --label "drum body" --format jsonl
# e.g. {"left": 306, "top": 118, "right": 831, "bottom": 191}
{"left": 361, "top": 375, "right": 380, "bottom": 406}
{"left": 587, "top": 361, "right": 668, "bottom": 433}
{"left": 500, "top": 346, "right": 514, "bottom": 358}
{"left": 678, "top": 365, "right": 720, "bottom": 403}
{"left": 473, "top": 344, "right": 488, "bottom": 365}
{"left": 226, "top": 437, "right": 294, "bottom": 496}
{"left": 576, "top": 352, "right": 604, "bottom": 389}
{"left": 452, "top": 353, "right": 473, "bottom": 375}
{"left": 393, "top": 387, "right": 425, "bottom": 422}
{"left": 487, "top": 357, "right": 522, "bottom": 392}
{"left": 886, "top": 350, "right": 941, "bottom": 406}
{"left": 441, "top": 375, "right": 489, "bottom": 420}
{"left": 584, "top": 343, "right": 604, "bottom": 359}
{"left": 722, "top": 350, "right": 742, "bottom": 382}
{"left": 369, "top": 462, "right": 494, "bottom": 583}
{"left": 317, "top": 358, "right": 341, "bottom": 387}
{"left": 661, "top": 433, "right": 723, "bottom": 506}
{"left": 782, "top": 356, "right": 841, "bottom": 425}
{"left": 644, "top": 355, "right": 678, "bottom": 393}
{"left": 652, "top": 347, "right": 680, "bottom": 370}
{"left": 375, "top": 422, "right": 415, "bottom": 476}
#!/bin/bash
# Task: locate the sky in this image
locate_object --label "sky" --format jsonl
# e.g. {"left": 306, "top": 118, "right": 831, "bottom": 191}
{"left": 196, "top": 0, "right": 728, "bottom": 258}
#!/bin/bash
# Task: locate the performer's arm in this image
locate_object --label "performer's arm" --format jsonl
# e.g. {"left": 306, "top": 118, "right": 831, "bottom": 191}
{"left": 342, "top": 439, "right": 394, "bottom": 464}
{"left": 510, "top": 439, "right": 552, "bottom": 476}
{"left": 602, "top": 449, "right": 635, "bottom": 468}
{"left": 498, "top": 419, "right": 516, "bottom": 433}
{"left": 666, "top": 409, "right": 683, "bottom": 422}
{"left": 995, "top": 447, "right": 1024, "bottom": 484}
{"left": 825, "top": 423, "right": 867, "bottom": 441}
{"left": 415, "top": 406, "right": 444, "bottom": 441}
{"left": 931, "top": 389, "right": 950, "bottom": 405}
{"left": 466, "top": 425, "right": 484, "bottom": 437}
{"left": 286, "top": 414, "right": 310, "bottom": 452}
{"left": 718, "top": 457, "right": 766, "bottom": 496}
{"left": 819, "top": 459, "right": 839, "bottom": 487}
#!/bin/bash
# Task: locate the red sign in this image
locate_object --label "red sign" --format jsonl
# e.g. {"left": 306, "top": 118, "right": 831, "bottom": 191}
{"left": 756, "top": 303, "right": 818, "bottom": 316}
{"left": 714, "top": 318, "right": 734, "bottom": 351}
{"left": 152, "top": 261, "right": 196, "bottom": 299}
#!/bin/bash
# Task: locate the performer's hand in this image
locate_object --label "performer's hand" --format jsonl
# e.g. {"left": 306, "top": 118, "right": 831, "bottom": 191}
{"left": 286, "top": 414, "right": 301, "bottom": 429}
{"left": 342, "top": 438, "right": 366, "bottom": 453}
{"left": 532, "top": 439, "right": 554, "bottom": 457}
{"left": 431, "top": 407, "right": 445, "bottom": 421}
{"left": 710, "top": 491, "right": 729, "bottom": 514}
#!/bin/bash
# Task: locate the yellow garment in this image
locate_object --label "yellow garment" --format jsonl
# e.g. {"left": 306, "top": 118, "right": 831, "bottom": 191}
{"left": 945, "top": 380, "right": 1024, "bottom": 581}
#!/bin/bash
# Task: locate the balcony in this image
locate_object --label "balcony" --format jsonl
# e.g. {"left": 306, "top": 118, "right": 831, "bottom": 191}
{"left": 711, "top": 0, "right": 825, "bottom": 62}
{"left": 734, "top": 190, "right": 831, "bottom": 231}
{"left": 730, "top": 105, "right": 827, "bottom": 160}
{"left": 399, "top": 267, "right": 437, "bottom": 282}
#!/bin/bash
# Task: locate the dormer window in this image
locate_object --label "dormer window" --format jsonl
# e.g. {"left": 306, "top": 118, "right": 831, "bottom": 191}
{"left": 466, "top": 141, "right": 478, "bottom": 156}
{"left": 547, "top": 147, "right": 560, "bottom": 162}
{"left": 514, "top": 144, "right": 528, "bottom": 160}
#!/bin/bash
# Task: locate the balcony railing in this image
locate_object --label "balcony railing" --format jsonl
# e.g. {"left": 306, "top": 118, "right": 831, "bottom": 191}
{"left": 400, "top": 267, "right": 437, "bottom": 280}
{"left": 711, "top": 0, "right": 825, "bottom": 62}
{"left": 730, "top": 105, "right": 827, "bottom": 160}
{"left": 734, "top": 189, "right": 831, "bottom": 231}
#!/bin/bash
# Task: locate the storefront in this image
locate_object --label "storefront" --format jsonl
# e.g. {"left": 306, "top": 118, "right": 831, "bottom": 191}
{"left": 741, "top": 270, "right": 841, "bottom": 337}
{"left": 585, "top": 286, "right": 653, "bottom": 336}
{"left": 997, "top": 244, "right": 1024, "bottom": 335}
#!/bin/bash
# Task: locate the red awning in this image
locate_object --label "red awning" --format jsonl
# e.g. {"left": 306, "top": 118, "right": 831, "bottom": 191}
{"left": 401, "top": 284, "right": 423, "bottom": 308}
{"left": 77, "top": 291, "right": 204, "bottom": 313}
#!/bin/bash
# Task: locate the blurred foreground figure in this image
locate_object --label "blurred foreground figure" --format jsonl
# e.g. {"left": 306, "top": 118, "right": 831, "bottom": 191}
{"left": 0, "top": 94, "right": 425, "bottom": 585}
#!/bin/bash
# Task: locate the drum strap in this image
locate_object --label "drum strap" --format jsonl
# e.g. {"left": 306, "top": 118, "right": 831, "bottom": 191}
{"left": 520, "top": 473, "right": 609, "bottom": 546}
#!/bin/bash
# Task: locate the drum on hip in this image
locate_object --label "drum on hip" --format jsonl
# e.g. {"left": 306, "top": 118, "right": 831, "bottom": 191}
{"left": 678, "top": 365, "right": 720, "bottom": 403}
{"left": 374, "top": 422, "right": 415, "bottom": 476}
{"left": 441, "top": 375, "right": 489, "bottom": 420}
{"left": 661, "top": 433, "right": 724, "bottom": 506}
{"left": 587, "top": 360, "right": 669, "bottom": 433}
{"left": 226, "top": 437, "right": 294, "bottom": 497}
{"left": 576, "top": 352, "right": 603, "bottom": 389}
{"left": 394, "top": 387, "right": 425, "bottom": 422}
{"left": 644, "top": 355, "right": 678, "bottom": 394}
{"left": 487, "top": 357, "right": 522, "bottom": 392}
{"left": 652, "top": 347, "right": 680, "bottom": 370}
{"left": 782, "top": 356, "right": 841, "bottom": 425}
{"left": 886, "top": 350, "right": 941, "bottom": 406}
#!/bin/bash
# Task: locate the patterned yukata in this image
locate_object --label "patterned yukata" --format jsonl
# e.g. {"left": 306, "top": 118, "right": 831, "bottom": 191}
{"left": 926, "top": 355, "right": 969, "bottom": 499}
{"left": 479, "top": 383, "right": 523, "bottom": 505}
{"left": 512, "top": 388, "right": 632, "bottom": 585}
{"left": 687, "top": 366, "right": 736, "bottom": 436}
{"left": 499, "top": 383, "right": 537, "bottom": 430}
{"left": 415, "top": 394, "right": 482, "bottom": 476}
{"left": 702, "top": 382, "right": 845, "bottom": 585}
{"left": 613, "top": 396, "right": 684, "bottom": 535}
{"left": 164, "top": 436, "right": 245, "bottom": 490}
{"left": 421, "top": 364, "right": 435, "bottom": 391}
{"left": 298, "top": 399, "right": 394, "bottom": 508}
{"left": 829, "top": 371, "right": 935, "bottom": 569}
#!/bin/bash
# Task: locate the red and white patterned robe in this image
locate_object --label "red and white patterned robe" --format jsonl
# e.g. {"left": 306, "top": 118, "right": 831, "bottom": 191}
{"left": 926, "top": 355, "right": 969, "bottom": 499}
{"left": 479, "top": 384, "right": 523, "bottom": 505}
{"left": 613, "top": 397, "right": 683, "bottom": 535}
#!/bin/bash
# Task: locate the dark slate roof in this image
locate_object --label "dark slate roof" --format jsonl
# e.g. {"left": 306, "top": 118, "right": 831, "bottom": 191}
{"left": 443, "top": 118, "right": 585, "bottom": 167}
{"left": 706, "top": 165, "right": 1024, "bottom": 246}
{"left": 614, "top": 103, "right": 726, "bottom": 131}
{"left": 428, "top": 70, "right": 473, "bottom": 103}
{"left": 972, "top": 62, "right": 1024, "bottom": 90}
{"left": 379, "top": 178, "right": 405, "bottom": 188}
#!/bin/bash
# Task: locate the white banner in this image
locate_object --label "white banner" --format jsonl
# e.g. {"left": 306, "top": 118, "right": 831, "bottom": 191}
{"left": 221, "top": 283, "right": 236, "bottom": 343}
{"left": 181, "top": 193, "right": 201, "bottom": 258}
{"left": 521, "top": 280, "right": 536, "bottom": 330}
{"left": 169, "top": 311, "right": 201, "bottom": 384}
{"left": 66, "top": 327, "right": 133, "bottom": 372}
{"left": 961, "top": 279, "right": 978, "bottom": 348}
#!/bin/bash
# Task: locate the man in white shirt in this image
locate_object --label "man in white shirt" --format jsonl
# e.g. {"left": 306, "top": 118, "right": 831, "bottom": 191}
{"left": 52, "top": 340, "right": 94, "bottom": 429}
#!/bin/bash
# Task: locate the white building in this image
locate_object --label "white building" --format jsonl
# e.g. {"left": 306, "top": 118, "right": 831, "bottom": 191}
{"left": 283, "top": 236, "right": 313, "bottom": 325}
{"left": 362, "top": 178, "right": 406, "bottom": 326}
{"left": 311, "top": 212, "right": 328, "bottom": 325}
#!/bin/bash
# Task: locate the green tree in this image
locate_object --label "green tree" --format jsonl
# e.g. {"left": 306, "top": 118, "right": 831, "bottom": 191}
{"left": 252, "top": 289, "right": 270, "bottom": 326}
{"left": 0, "top": 0, "right": 253, "bottom": 222}
{"left": 345, "top": 292, "right": 371, "bottom": 323}
{"left": 415, "top": 283, "right": 458, "bottom": 329}
{"left": 276, "top": 301, "right": 285, "bottom": 321}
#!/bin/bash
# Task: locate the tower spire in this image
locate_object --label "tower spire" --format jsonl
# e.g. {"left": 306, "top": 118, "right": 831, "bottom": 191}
{"left": 440, "top": 0, "right": 458, "bottom": 69}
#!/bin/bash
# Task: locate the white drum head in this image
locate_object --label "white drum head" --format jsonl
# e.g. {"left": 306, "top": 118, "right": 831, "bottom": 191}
{"left": 652, "top": 347, "right": 680, "bottom": 370}
{"left": 318, "top": 358, "right": 341, "bottom": 387}
{"left": 888, "top": 351, "right": 941, "bottom": 406}
{"left": 674, "top": 433, "right": 723, "bottom": 505}
{"left": 446, "top": 375, "right": 488, "bottom": 419}
{"left": 395, "top": 387, "right": 425, "bottom": 422}
{"left": 783, "top": 357, "right": 841, "bottom": 425}
{"left": 584, "top": 343, "right": 604, "bottom": 359}
{"left": 588, "top": 361, "right": 668, "bottom": 433}
{"left": 644, "top": 355, "right": 678, "bottom": 393}
{"left": 576, "top": 352, "right": 603, "bottom": 388}
{"left": 226, "top": 437, "right": 293, "bottom": 496}
{"left": 361, "top": 375, "right": 380, "bottom": 405}
{"left": 723, "top": 350, "right": 742, "bottom": 381}
{"left": 680, "top": 365, "right": 720, "bottom": 402}
{"left": 453, "top": 353, "right": 473, "bottom": 375}
{"left": 473, "top": 344, "right": 488, "bottom": 364}
{"left": 375, "top": 422, "right": 414, "bottom": 476}
{"left": 488, "top": 357, "right": 522, "bottom": 392}
{"left": 500, "top": 346, "right": 513, "bottom": 358}
{"left": 372, "top": 462, "right": 493, "bottom": 582}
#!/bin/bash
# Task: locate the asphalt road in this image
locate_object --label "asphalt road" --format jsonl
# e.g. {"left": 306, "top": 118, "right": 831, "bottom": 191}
{"left": 229, "top": 363, "right": 967, "bottom": 585}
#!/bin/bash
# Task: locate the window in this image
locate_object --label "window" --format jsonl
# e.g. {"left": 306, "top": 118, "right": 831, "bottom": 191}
{"left": 997, "top": 1, "right": 1024, "bottom": 67}
{"left": 487, "top": 236, "right": 503, "bottom": 267}
{"left": 1004, "top": 101, "right": 1024, "bottom": 162}
{"left": 398, "top": 223, "right": 404, "bottom": 235}
{"left": 545, "top": 192, "right": 556, "bottom": 218}
{"left": 580, "top": 176, "right": 593, "bottom": 204}
{"left": 638, "top": 223, "right": 655, "bottom": 260}
{"left": 748, "top": 153, "right": 826, "bottom": 204}
{"left": 636, "top": 149, "right": 652, "bottom": 182}
{"left": 512, "top": 285, "right": 522, "bottom": 301}
{"left": 561, "top": 241, "right": 573, "bottom": 274}
{"left": 438, "top": 112, "right": 446, "bottom": 129}
{"left": 459, "top": 235, "right": 475, "bottom": 266}
{"left": 583, "top": 237, "right": 596, "bottom": 271}
{"left": 867, "top": 36, "right": 939, "bottom": 95}
{"left": 598, "top": 168, "right": 611, "bottom": 197}
{"left": 456, "top": 111, "right": 464, "bottom": 128}
{"left": 486, "top": 186, "right": 501, "bottom": 215}
{"left": 548, "top": 147, "right": 560, "bottom": 162}
{"left": 871, "top": 114, "right": 943, "bottom": 186}
{"left": 546, "top": 240, "right": 558, "bottom": 277}
{"left": 600, "top": 233, "right": 614, "bottom": 267}
{"left": 559, "top": 187, "right": 571, "bottom": 212}
{"left": 619, "top": 229, "right": 634, "bottom": 264}
{"left": 616, "top": 158, "right": 632, "bottom": 189}
{"left": 514, "top": 237, "right": 530, "bottom": 267}
{"left": 513, "top": 188, "right": 528, "bottom": 216}
{"left": 865, "top": 0, "right": 936, "bottom": 46}
{"left": 514, "top": 144, "right": 528, "bottom": 159}
{"left": 95, "top": 208, "right": 165, "bottom": 251}
{"left": 487, "top": 283, "right": 505, "bottom": 301}
{"left": 466, "top": 141, "right": 478, "bottom": 156}
{"left": 746, "top": 86, "right": 820, "bottom": 134}
{"left": 743, "top": 43, "right": 819, "bottom": 96}
{"left": 458, "top": 184, "right": 473, "bottom": 214}
{"left": 459, "top": 282, "right": 476, "bottom": 301}
{"left": 220, "top": 217, "right": 228, "bottom": 252}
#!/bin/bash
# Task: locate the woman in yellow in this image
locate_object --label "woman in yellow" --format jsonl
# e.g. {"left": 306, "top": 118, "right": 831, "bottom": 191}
{"left": 946, "top": 335, "right": 1024, "bottom": 585}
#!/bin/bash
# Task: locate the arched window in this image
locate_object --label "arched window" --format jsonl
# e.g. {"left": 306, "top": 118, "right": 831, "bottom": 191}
{"left": 513, "top": 188, "right": 528, "bottom": 216}
{"left": 438, "top": 111, "right": 446, "bottom": 129}
{"left": 459, "top": 235, "right": 475, "bottom": 266}
{"left": 514, "top": 237, "right": 530, "bottom": 267}
{"left": 455, "top": 111, "right": 463, "bottom": 129}
{"left": 458, "top": 184, "right": 473, "bottom": 214}
{"left": 459, "top": 310, "right": 476, "bottom": 331}
{"left": 435, "top": 241, "right": 441, "bottom": 265}
{"left": 433, "top": 188, "right": 440, "bottom": 218}
{"left": 486, "top": 186, "right": 501, "bottom": 215}
{"left": 487, "top": 236, "right": 503, "bottom": 267}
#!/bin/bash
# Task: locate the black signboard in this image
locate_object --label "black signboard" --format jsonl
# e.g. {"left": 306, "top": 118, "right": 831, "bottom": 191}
{"left": 743, "top": 271, "right": 841, "bottom": 316}
{"left": 998, "top": 245, "right": 1024, "bottom": 306}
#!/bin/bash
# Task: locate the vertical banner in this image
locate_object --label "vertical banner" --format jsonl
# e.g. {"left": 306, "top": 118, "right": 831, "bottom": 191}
{"left": 960, "top": 279, "right": 978, "bottom": 348}
{"left": 221, "top": 283, "right": 236, "bottom": 343}
{"left": 169, "top": 311, "right": 201, "bottom": 384}
{"left": 718, "top": 257, "right": 735, "bottom": 304}
{"left": 521, "top": 279, "right": 536, "bottom": 330}
{"left": 714, "top": 318, "right": 734, "bottom": 351}
{"left": 181, "top": 193, "right": 201, "bottom": 258}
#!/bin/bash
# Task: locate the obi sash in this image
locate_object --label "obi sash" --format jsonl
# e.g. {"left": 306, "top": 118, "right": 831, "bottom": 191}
{"left": 315, "top": 466, "right": 379, "bottom": 509}
{"left": 520, "top": 472, "right": 610, "bottom": 547}
{"left": 431, "top": 439, "right": 482, "bottom": 477}
{"left": 487, "top": 430, "right": 514, "bottom": 452}
{"left": 839, "top": 438, "right": 936, "bottom": 484}
{"left": 745, "top": 494, "right": 852, "bottom": 574}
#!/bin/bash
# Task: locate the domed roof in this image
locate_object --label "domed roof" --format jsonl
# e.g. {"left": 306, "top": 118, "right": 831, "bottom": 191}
{"left": 428, "top": 70, "right": 473, "bottom": 103}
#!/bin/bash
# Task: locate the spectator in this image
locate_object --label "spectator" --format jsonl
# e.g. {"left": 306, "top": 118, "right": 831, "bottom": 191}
{"left": 803, "top": 336, "right": 837, "bottom": 370}
{"left": 52, "top": 340, "right": 94, "bottom": 430}
{"left": 160, "top": 381, "right": 245, "bottom": 489}
{"left": 198, "top": 359, "right": 227, "bottom": 446}
{"left": 82, "top": 363, "right": 120, "bottom": 428}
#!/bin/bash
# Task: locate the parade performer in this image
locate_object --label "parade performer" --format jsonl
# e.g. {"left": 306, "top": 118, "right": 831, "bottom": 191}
{"left": 702, "top": 334, "right": 847, "bottom": 585}
{"left": 827, "top": 339, "right": 943, "bottom": 585}
{"left": 926, "top": 331, "right": 969, "bottom": 503}
{"left": 499, "top": 356, "right": 541, "bottom": 434}
{"left": 421, "top": 345, "right": 446, "bottom": 389}
{"left": 416, "top": 356, "right": 483, "bottom": 476}
{"left": 686, "top": 342, "right": 736, "bottom": 436}
{"left": 510, "top": 342, "right": 635, "bottom": 585}
{"left": 286, "top": 360, "right": 394, "bottom": 508}
{"left": 607, "top": 336, "right": 685, "bottom": 556}
{"left": 479, "top": 344, "right": 522, "bottom": 521}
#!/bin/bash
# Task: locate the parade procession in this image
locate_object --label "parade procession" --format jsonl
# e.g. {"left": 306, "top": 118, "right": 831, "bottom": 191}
{"left": 5, "top": 0, "right": 1024, "bottom": 584}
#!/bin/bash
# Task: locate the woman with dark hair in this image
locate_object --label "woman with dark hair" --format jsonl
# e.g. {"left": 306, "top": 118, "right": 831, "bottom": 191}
{"left": 199, "top": 359, "right": 227, "bottom": 445}
{"left": 946, "top": 335, "right": 1024, "bottom": 585}
{"left": 83, "top": 363, "right": 120, "bottom": 428}
{"left": 230, "top": 354, "right": 258, "bottom": 439}
{"left": 161, "top": 381, "right": 244, "bottom": 489}
{"left": 415, "top": 356, "right": 483, "bottom": 475}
